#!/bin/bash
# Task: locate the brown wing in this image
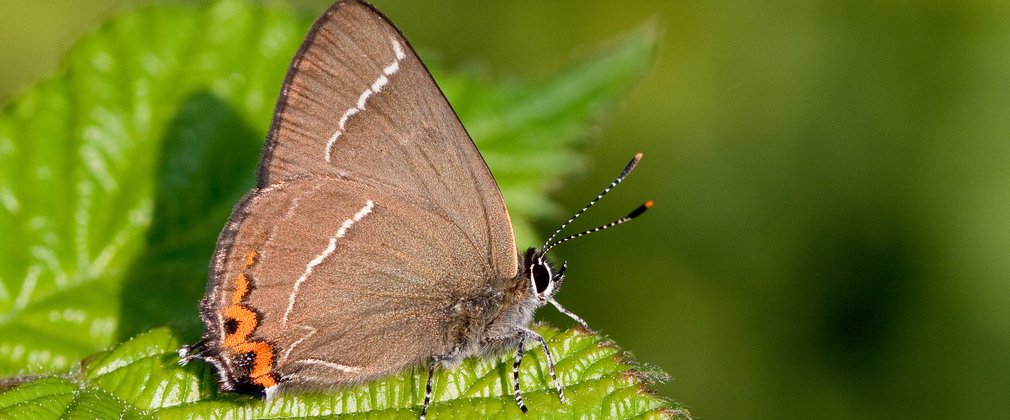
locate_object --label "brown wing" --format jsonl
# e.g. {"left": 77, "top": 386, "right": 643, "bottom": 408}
{"left": 206, "top": 176, "right": 497, "bottom": 384}
{"left": 258, "top": 0, "right": 516, "bottom": 281}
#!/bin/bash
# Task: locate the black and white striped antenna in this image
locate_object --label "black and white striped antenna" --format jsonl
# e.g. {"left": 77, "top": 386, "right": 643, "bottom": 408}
{"left": 541, "top": 153, "right": 652, "bottom": 254}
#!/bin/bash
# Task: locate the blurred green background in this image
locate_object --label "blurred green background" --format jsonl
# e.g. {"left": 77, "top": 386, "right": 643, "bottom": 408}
{"left": 2, "top": 0, "right": 1008, "bottom": 418}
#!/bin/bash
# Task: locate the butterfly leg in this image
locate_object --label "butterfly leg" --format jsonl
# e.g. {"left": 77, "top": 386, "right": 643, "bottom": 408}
{"left": 512, "top": 338, "right": 528, "bottom": 413}
{"left": 420, "top": 358, "right": 436, "bottom": 420}
{"left": 523, "top": 328, "right": 565, "bottom": 404}
{"left": 483, "top": 328, "right": 566, "bottom": 409}
{"left": 548, "top": 298, "right": 591, "bottom": 330}
{"left": 420, "top": 348, "right": 460, "bottom": 420}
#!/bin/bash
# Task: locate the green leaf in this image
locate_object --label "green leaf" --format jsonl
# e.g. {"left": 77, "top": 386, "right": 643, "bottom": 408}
{"left": 0, "top": 0, "right": 681, "bottom": 417}
{"left": 0, "top": 377, "right": 149, "bottom": 419}
{"left": 0, "top": 0, "right": 306, "bottom": 374}
{"left": 0, "top": 326, "right": 690, "bottom": 419}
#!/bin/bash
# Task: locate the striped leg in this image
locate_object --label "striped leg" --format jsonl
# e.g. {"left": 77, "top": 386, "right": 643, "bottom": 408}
{"left": 513, "top": 338, "right": 528, "bottom": 413}
{"left": 548, "top": 298, "right": 590, "bottom": 330}
{"left": 481, "top": 328, "right": 566, "bottom": 412}
{"left": 420, "top": 358, "right": 437, "bottom": 420}
{"left": 420, "top": 348, "right": 461, "bottom": 419}
{"left": 527, "top": 329, "right": 565, "bottom": 403}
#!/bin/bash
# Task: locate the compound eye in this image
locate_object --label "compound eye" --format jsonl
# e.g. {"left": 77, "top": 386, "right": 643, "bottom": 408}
{"left": 531, "top": 262, "right": 552, "bottom": 295}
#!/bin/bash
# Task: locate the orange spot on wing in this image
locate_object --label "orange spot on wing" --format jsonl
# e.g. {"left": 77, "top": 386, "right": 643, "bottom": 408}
{"left": 234, "top": 341, "right": 277, "bottom": 387}
{"left": 219, "top": 249, "right": 278, "bottom": 388}
{"left": 231, "top": 273, "right": 249, "bottom": 305}
{"left": 253, "top": 374, "right": 277, "bottom": 388}
{"left": 222, "top": 305, "right": 258, "bottom": 348}
{"left": 243, "top": 251, "right": 257, "bottom": 269}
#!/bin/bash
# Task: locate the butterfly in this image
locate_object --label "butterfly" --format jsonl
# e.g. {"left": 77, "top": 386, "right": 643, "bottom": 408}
{"left": 178, "top": 1, "right": 650, "bottom": 417}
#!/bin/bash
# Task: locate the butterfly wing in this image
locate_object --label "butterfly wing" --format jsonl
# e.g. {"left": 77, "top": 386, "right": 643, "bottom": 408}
{"left": 195, "top": 0, "right": 518, "bottom": 391}
{"left": 203, "top": 177, "right": 493, "bottom": 386}
{"left": 259, "top": 0, "right": 516, "bottom": 280}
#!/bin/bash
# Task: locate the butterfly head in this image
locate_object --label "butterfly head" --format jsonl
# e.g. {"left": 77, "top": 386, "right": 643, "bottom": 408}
{"left": 523, "top": 248, "right": 566, "bottom": 304}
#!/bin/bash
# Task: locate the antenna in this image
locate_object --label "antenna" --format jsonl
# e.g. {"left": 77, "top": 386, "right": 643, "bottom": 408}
{"left": 541, "top": 153, "right": 649, "bottom": 254}
{"left": 542, "top": 201, "right": 652, "bottom": 254}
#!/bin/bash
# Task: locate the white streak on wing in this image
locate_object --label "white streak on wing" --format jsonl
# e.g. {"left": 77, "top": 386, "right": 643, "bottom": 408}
{"left": 282, "top": 200, "right": 375, "bottom": 325}
{"left": 263, "top": 183, "right": 326, "bottom": 259}
{"left": 338, "top": 108, "right": 359, "bottom": 131}
{"left": 356, "top": 90, "right": 372, "bottom": 110}
{"left": 279, "top": 325, "right": 316, "bottom": 366}
{"left": 340, "top": 199, "right": 375, "bottom": 236}
{"left": 392, "top": 37, "right": 406, "bottom": 60}
{"left": 323, "top": 38, "right": 408, "bottom": 163}
{"left": 382, "top": 60, "right": 399, "bottom": 76}
{"left": 323, "top": 132, "right": 341, "bottom": 163}
{"left": 371, "top": 75, "right": 389, "bottom": 92}
{"left": 292, "top": 359, "right": 362, "bottom": 373}
{"left": 283, "top": 241, "right": 335, "bottom": 324}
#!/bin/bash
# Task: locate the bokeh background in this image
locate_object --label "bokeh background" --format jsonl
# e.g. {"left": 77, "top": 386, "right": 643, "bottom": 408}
{"left": 2, "top": 1, "right": 1008, "bottom": 418}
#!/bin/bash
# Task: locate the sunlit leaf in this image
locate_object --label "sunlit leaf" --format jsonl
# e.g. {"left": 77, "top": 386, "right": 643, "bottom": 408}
{"left": 0, "top": 326, "right": 689, "bottom": 419}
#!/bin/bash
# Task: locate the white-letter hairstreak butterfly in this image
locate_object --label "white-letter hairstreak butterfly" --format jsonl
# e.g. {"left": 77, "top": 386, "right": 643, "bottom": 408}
{"left": 177, "top": 1, "right": 652, "bottom": 417}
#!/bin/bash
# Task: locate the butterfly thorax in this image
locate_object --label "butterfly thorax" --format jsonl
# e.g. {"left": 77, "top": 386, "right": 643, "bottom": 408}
{"left": 444, "top": 248, "right": 554, "bottom": 364}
